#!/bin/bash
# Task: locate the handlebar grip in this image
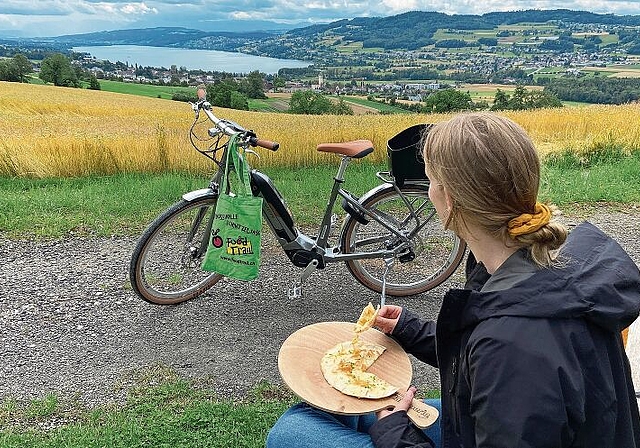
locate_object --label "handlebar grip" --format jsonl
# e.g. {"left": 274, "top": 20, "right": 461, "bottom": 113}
{"left": 252, "top": 138, "right": 279, "bottom": 151}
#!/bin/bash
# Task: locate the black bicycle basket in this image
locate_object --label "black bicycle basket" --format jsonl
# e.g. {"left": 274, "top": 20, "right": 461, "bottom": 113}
{"left": 387, "top": 124, "right": 433, "bottom": 186}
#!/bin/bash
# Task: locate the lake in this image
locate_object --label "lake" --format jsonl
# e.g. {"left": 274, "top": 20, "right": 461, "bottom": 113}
{"left": 72, "top": 45, "right": 310, "bottom": 74}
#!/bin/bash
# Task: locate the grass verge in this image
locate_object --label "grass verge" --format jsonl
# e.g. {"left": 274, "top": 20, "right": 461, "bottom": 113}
{"left": 0, "top": 366, "right": 297, "bottom": 448}
{"left": 0, "top": 365, "right": 440, "bottom": 447}
{"left": 0, "top": 163, "right": 384, "bottom": 238}
{"left": 540, "top": 148, "right": 640, "bottom": 203}
{"left": 2, "top": 154, "right": 640, "bottom": 239}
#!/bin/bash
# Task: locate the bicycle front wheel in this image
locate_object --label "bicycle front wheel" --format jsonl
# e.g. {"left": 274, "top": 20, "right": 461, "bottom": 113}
{"left": 340, "top": 184, "right": 465, "bottom": 297}
{"left": 129, "top": 197, "right": 223, "bottom": 305}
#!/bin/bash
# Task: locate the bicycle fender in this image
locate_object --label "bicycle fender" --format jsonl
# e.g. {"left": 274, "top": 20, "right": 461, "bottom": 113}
{"left": 357, "top": 183, "right": 393, "bottom": 204}
{"left": 358, "top": 182, "right": 429, "bottom": 205}
{"left": 182, "top": 188, "right": 217, "bottom": 202}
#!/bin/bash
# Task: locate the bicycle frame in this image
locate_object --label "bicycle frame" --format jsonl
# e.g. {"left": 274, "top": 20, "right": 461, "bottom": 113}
{"left": 260, "top": 162, "right": 432, "bottom": 265}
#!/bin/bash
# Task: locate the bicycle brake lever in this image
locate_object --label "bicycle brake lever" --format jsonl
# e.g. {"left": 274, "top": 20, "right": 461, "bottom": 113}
{"left": 245, "top": 149, "right": 260, "bottom": 159}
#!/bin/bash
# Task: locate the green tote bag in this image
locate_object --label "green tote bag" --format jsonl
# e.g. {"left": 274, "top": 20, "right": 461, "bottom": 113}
{"left": 201, "top": 135, "right": 263, "bottom": 280}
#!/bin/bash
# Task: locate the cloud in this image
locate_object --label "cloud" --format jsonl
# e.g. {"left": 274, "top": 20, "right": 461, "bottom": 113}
{"left": 119, "top": 3, "right": 158, "bottom": 14}
{"left": 1, "top": 0, "right": 638, "bottom": 37}
{"left": 0, "top": 0, "right": 72, "bottom": 16}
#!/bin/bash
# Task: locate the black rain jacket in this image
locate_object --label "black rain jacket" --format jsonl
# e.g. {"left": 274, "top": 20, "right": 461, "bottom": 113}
{"left": 369, "top": 222, "right": 640, "bottom": 448}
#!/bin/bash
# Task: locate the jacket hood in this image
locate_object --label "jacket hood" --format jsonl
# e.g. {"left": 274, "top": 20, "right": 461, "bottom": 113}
{"left": 463, "top": 222, "right": 640, "bottom": 333}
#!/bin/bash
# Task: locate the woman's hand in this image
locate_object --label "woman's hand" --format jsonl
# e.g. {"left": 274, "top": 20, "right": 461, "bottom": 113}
{"left": 376, "top": 386, "right": 416, "bottom": 420}
{"left": 375, "top": 305, "right": 403, "bottom": 334}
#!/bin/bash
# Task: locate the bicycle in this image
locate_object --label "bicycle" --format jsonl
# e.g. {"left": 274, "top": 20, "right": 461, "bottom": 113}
{"left": 129, "top": 86, "right": 466, "bottom": 305}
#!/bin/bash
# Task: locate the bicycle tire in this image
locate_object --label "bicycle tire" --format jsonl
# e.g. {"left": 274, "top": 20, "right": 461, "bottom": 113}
{"left": 340, "top": 184, "right": 466, "bottom": 297}
{"left": 129, "top": 196, "right": 223, "bottom": 305}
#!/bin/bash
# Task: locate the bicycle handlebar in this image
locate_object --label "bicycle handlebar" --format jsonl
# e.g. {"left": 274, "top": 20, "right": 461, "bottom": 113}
{"left": 191, "top": 98, "right": 279, "bottom": 152}
{"left": 250, "top": 137, "right": 280, "bottom": 151}
{"left": 199, "top": 101, "right": 239, "bottom": 136}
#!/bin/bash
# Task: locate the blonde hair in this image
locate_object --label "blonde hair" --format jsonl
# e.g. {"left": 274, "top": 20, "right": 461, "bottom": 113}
{"left": 422, "top": 112, "right": 567, "bottom": 267}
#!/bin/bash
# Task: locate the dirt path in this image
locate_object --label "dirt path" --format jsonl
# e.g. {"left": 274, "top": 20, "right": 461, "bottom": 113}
{"left": 1, "top": 206, "right": 639, "bottom": 406}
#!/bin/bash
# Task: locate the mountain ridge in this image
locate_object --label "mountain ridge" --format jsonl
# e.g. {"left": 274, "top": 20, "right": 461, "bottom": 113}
{"left": 24, "top": 9, "right": 640, "bottom": 62}
{"left": 50, "top": 8, "right": 640, "bottom": 44}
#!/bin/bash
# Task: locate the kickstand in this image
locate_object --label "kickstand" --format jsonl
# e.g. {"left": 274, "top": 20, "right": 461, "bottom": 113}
{"left": 380, "top": 256, "right": 395, "bottom": 307}
{"left": 288, "top": 259, "right": 319, "bottom": 299}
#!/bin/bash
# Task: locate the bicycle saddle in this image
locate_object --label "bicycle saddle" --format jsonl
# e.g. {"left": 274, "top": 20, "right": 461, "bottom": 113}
{"left": 316, "top": 140, "right": 374, "bottom": 158}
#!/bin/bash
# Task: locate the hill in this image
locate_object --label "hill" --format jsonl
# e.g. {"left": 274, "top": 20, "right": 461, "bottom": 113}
{"left": 33, "top": 9, "right": 640, "bottom": 58}
{"left": 41, "top": 27, "right": 276, "bottom": 53}
{"left": 282, "top": 9, "right": 640, "bottom": 51}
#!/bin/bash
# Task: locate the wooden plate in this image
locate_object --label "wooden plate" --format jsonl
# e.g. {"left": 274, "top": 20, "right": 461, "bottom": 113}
{"left": 278, "top": 321, "right": 413, "bottom": 415}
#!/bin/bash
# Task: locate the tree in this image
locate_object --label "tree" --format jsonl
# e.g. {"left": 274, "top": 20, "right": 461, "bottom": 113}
{"left": 492, "top": 86, "right": 563, "bottom": 111}
{"left": 628, "top": 43, "right": 640, "bottom": 55}
{"left": 332, "top": 98, "right": 354, "bottom": 115}
{"left": 0, "top": 54, "right": 32, "bottom": 83}
{"left": 523, "top": 90, "right": 563, "bottom": 109}
{"left": 288, "top": 90, "right": 334, "bottom": 114}
{"left": 435, "top": 39, "right": 468, "bottom": 49}
{"left": 229, "top": 91, "right": 249, "bottom": 110}
{"left": 288, "top": 90, "right": 353, "bottom": 115}
{"left": 207, "top": 78, "right": 239, "bottom": 108}
{"left": 508, "top": 85, "right": 527, "bottom": 110}
{"left": 0, "top": 60, "right": 19, "bottom": 82}
{"left": 272, "top": 76, "right": 286, "bottom": 92}
{"left": 205, "top": 78, "right": 249, "bottom": 111}
{"left": 240, "top": 70, "right": 267, "bottom": 99}
{"left": 88, "top": 74, "right": 101, "bottom": 90}
{"left": 39, "top": 53, "right": 79, "bottom": 87}
{"left": 540, "top": 38, "right": 574, "bottom": 53}
{"left": 478, "top": 37, "right": 498, "bottom": 47}
{"left": 423, "top": 89, "right": 473, "bottom": 113}
{"left": 12, "top": 54, "right": 32, "bottom": 83}
{"left": 492, "top": 89, "right": 510, "bottom": 110}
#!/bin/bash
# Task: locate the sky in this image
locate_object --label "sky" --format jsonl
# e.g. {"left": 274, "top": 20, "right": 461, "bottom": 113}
{"left": 1, "top": 0, "right": 639, "bottom": 38}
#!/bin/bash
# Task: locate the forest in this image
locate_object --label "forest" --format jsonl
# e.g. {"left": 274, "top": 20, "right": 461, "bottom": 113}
{"left": 543, "top": 77, "right": 640, "bottom": 104}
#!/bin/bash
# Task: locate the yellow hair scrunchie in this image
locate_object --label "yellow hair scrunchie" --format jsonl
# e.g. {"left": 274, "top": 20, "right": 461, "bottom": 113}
{"left": 507, "top": 202, "right": 551, "bottom": 237}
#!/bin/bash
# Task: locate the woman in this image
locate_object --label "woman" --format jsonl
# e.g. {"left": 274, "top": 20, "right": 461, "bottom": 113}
{"left": 267, "top": 112, "right": 640, "bottom": 448}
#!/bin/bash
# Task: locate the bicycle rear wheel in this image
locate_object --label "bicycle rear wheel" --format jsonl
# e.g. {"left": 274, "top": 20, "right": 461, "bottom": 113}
{"left": 340, "top": 184, "right": 465, "bottom": 297}
{"left": 129, "top": 197, "right": 222, "bottom": 305}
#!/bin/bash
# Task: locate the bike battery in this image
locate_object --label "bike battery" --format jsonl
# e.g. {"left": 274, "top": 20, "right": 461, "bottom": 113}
{"left": 250, "top": 170, "right": 294, "bottom": 230}
{"left": 387, "top": 124, "right": 433, "bottom": 187}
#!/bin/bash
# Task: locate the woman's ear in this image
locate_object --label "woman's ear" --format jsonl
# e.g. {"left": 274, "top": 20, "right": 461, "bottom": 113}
{"left": 443, "top": 186, "right": 454, "bottom": 214}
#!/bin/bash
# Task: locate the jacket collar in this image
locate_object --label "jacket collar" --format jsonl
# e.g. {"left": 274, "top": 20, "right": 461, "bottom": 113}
{"left": 439, "top": 222, "right": 640, "bottom": 334}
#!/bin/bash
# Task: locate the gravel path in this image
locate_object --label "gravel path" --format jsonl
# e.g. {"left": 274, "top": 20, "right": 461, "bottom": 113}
{"left": 1, "top": 206, "right": 639, "bottom": 407}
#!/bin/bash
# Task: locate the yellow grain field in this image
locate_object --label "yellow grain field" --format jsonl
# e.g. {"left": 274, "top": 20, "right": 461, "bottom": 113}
{"left": 1, "top": 81, "right": 639, "bottom": 178}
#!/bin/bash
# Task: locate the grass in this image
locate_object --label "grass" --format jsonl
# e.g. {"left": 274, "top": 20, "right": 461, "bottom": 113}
{"left": 339, "top": 96, "right": 413, "bottom": 114}
{"left": 0, "top": 162, "right": 384, "bottom": 238}
{"left": 2, "top": 151, "right": 640, "bottom": 239}
{"left": 0, "top": 366, "right": 297, "bottom": 448}
{"left": 0, "top": 173, "right": 207, "bottom": 238}
{"left": 95, "top": 80, "right": 196, "bottom": 100}
{"left": 540, "top": 148, "right": 640, "bottom": 203}
{"left": 247, "top": 97, "right": 289, "bottom": 112}
{"left": 0, "top": 364, "right": 440, "bottom": 447}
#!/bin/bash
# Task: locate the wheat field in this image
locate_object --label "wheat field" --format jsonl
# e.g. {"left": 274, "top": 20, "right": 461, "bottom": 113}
{"left": 1, "top": 81, "right": 639, "bottom": 177}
